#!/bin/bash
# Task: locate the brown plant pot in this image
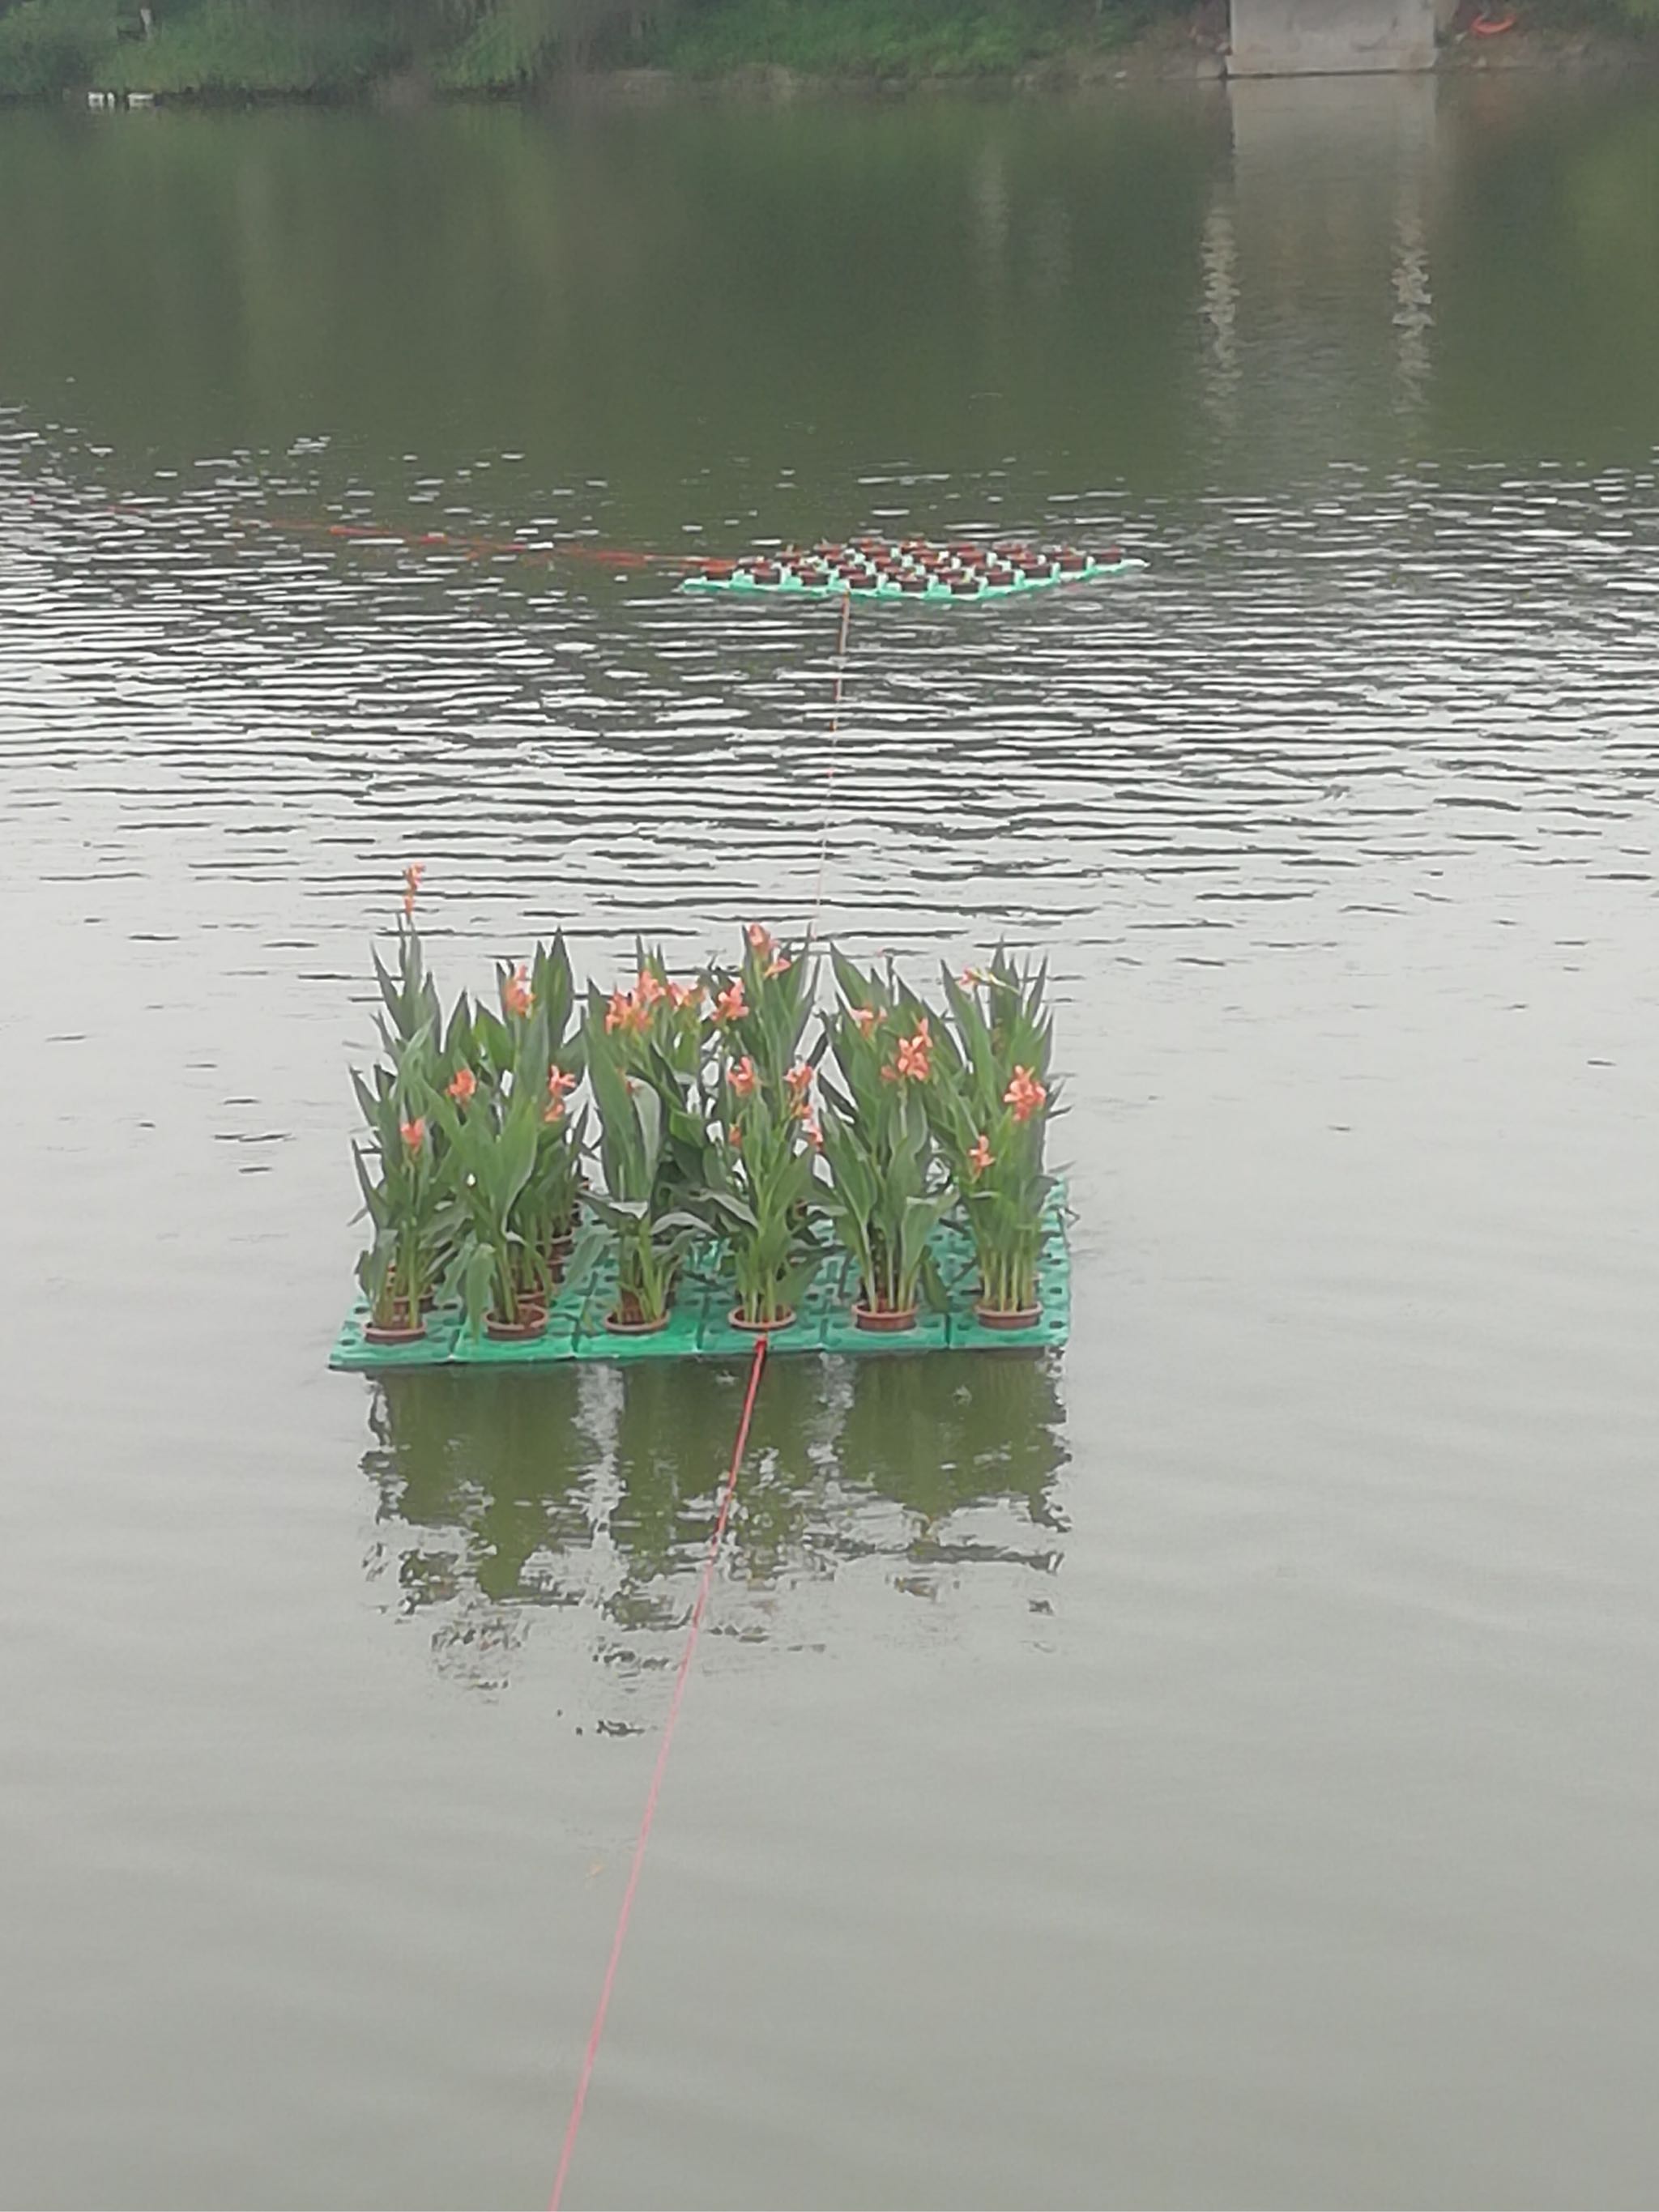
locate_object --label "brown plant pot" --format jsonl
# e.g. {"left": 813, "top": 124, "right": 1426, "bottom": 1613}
{"left": 365, "top": 1311, "right": 426, "bottom": 1346}
{"left": 728, "top": 1306, "right": 797, "bottom": 1334}
{"left": 973, "top": 1302, "right": 1043, "bottom": 1332}
{"left": 604, "top": 1310, "right": 671, "bottom": 1336}
{"left": 1058, "top": 551, "right": 1086, "bottom": 572}
{"left": 852, "top": 1302, "right": 919, "bottom": 1334}
{"left": 949, "top": 578, "right": 979, "bottom": 596}
{"left": 485, "top": 1305, "right": 547, "bottom": 1342}
{"left": 752, "top": 563, "right": 781, "bottom": 585}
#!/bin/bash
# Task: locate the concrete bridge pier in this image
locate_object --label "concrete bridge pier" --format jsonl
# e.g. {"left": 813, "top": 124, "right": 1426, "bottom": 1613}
{"left": 1228, "top": 0, "right": 1443, "bottom": 75}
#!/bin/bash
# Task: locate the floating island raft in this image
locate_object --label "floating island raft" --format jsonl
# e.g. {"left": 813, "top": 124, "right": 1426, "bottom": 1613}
{"left": 331, "top": 1183, "right": 1069, "bottom": 1373}
{"left": 680, "top": 537, "right": 1144, "bottom": 603}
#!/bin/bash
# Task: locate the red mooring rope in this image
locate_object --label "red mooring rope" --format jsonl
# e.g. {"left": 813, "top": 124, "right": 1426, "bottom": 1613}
{"left": 548, "top": 1333, "right": 770, "bottom": 2212}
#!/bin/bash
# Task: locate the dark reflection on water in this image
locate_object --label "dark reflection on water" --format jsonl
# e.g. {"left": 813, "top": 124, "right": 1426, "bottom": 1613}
{"left": 364, "top": 1353, "right": 1067, "bottom": 1680}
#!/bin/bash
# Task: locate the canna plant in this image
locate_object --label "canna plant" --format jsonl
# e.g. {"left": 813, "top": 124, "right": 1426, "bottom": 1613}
{"left": 817, "top": 951, "right": 954, "bottom": 1330}
{"left": 929, "top": 951, "right": 1058, "bottom": 1323}
{"left": 599, "top": 944, "right": 715, "bottom": 1221}
{"left": 701, "top": 926, "right": 825, "bottom": 1328}
{"left": 352, "top": 1022, "right": 447, "bottom": 1342}
{"left": 581, "top": 1001, "right": 709, "bottom": 1331}
{"left": 461, "top": 937, "right": 590, "bottom": 1291}
{"left": 433, "top": 1075, "right": 550, "bottom": 1337}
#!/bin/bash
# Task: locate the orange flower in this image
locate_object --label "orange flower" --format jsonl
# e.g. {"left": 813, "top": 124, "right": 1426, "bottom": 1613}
{"left": 958, "top": 965, "right": 990, "bottom": 990}
{"left": 399, "top": 1117, "right": 425, "bottom": 1152}
{"left": 543, "top": 1097, "right": 566, "bottom": 1126}
{"left": 765, "top": 955, "right": 793, "bottom": 980}
{"left": 968, "top": 1132, "right": 995, "bottom": 1176}
{"left": 852, "top": 1004, "right": 883, "bottom": 1039}
{"left": 785, "top": 1063, "right": 812, "bottom": 1098}
{"left": 895, "top": 1016, "right": 932, "bottom": 1083}
{"left": 604, "top": 988, "right": 650, "bottom": 1035}
{"left": 667, "top": 979, "right": 703, "bottom": 1013}
{"left": 728, "top": 1123, "right": 743, "bottom": 1149}
{"left": 1004, "top": 1066, "right": 1047, "bottom": 1123}
{"left": 635, "top": 969, "right": 667, "bottom": 1008}
{"left": 729, "top": 1055, "right": 758, "bottom": 1098}
{"left": 547, "top": 1064, "right": 577, "bottom": 1100}
{"left": 446, "top": 1066, "right": 476, "bottom": 1104}
{"left": 803, "top": 1111, "right": 823, "bottom": 1151}
{"left": 501, "top": 962, "right": 534, "bottom": 1018}
{"left": 402, "top": 863, "right": 424, "bottom": 919}
{"left": 745, "top": 923, "right": 774, "bottom": 957}
{"left": 714, "top": 980, "right": 748, "bottom": 1025}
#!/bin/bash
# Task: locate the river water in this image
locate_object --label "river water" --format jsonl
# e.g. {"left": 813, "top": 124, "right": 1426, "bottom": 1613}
{"left": 2, "top": 73, "right": 1658, "bottom": 2210}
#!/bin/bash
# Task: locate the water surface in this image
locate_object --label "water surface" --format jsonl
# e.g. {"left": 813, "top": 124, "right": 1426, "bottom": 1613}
{"left": 2, "top": 75, "right": 1659, "bottom": 2210}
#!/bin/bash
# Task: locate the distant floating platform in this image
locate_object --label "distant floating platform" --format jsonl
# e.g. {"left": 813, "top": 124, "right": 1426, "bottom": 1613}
{"left": 680, "top": 538, "right": 1145, "bottom": 603}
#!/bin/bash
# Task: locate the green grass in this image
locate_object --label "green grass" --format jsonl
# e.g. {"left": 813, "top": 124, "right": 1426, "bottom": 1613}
{"left": 0, "top": 0, "right": 118, "bottom": 96}
{"left": 642, "top": 0, "right": 1144, "bottom": 79}
{"left": 106, "top": 2, "right": 406, "bottom": 93}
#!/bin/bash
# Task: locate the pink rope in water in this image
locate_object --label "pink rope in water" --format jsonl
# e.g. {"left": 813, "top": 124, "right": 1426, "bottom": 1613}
{"left": 548, "top": 1334, "right": 771, "bottom": 2212}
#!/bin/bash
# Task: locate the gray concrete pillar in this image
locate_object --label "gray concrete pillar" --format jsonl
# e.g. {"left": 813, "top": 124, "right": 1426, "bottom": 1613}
{"left": 1229, "top": 0, "right": 1437, "bottom": 76}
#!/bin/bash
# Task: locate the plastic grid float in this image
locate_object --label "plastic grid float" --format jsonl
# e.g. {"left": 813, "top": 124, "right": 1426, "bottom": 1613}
{"left": 331, "top": 1185, "right": 1069, "bottom": 1371}
{"left": 680, "top": 538, "right": 1144, "bottom": 603}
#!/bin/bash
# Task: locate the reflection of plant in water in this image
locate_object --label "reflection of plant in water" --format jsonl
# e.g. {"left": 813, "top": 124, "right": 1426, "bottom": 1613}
{"left": 360, "top": 1350, "right": 1068, "bottom": 1681}
{"left": 364, "top": 1367, "right": 599, "bottom": 1616}
{"left": 606, "top": 1364, "right": 731, "bottom": 1628}
{"left": 837, "top": 1353, "right": 1068, "bottom": 1538}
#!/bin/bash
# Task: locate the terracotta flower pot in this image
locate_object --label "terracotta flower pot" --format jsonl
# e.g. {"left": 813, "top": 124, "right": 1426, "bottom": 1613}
{"left": 604, "top": 1310, "right": 671, "bottom": 1336}
{"left": 852, "top": 1302, "right": 919, "bottom": 1334}
{"left": 728, "top": 1306, "right": 797, "bottom": 1334}
{"left": 973, "top": 1302, "right": 1043, "bottom": 1332}
{"left": 900, "top": 574, "right": 927, "bottom": 592}
{"left": 949, "top": 577, "right": 979, "bottom": 596}
{"left": 986, "top": 567, "right": 1015, "bottom": 586}
{"left": 485, "top": 1305, "right": 547, "bottom": 1342}
{"left": 1058, "top": 551, "right": 1086, "bottom": 573}
{"left": 365, "top": 1310, "right": 426, "bottom": 1347}
{"left": 752, "top": 563, "right": 781, "bottom": 585}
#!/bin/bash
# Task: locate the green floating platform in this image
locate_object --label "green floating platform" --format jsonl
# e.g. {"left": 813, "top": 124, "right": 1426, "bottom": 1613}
{"left": 682, "top": 555, "right": 1143, "bottom": 603}
{"left": 331, "top": 1189, "right": 1069, "bottom": 1371}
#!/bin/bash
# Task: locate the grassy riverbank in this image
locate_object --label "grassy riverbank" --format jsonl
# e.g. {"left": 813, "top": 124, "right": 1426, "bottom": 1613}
{"left": 0, "top": 0, "right": 1654, "bottom": 100}
{"left": 0, "top": 0, "right": 1175, "bottom": 99}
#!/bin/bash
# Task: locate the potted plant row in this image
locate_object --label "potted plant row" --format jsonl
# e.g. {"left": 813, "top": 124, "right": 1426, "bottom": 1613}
{"left": 349, "top": 874, "right": 1059, "bottom": 1348}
